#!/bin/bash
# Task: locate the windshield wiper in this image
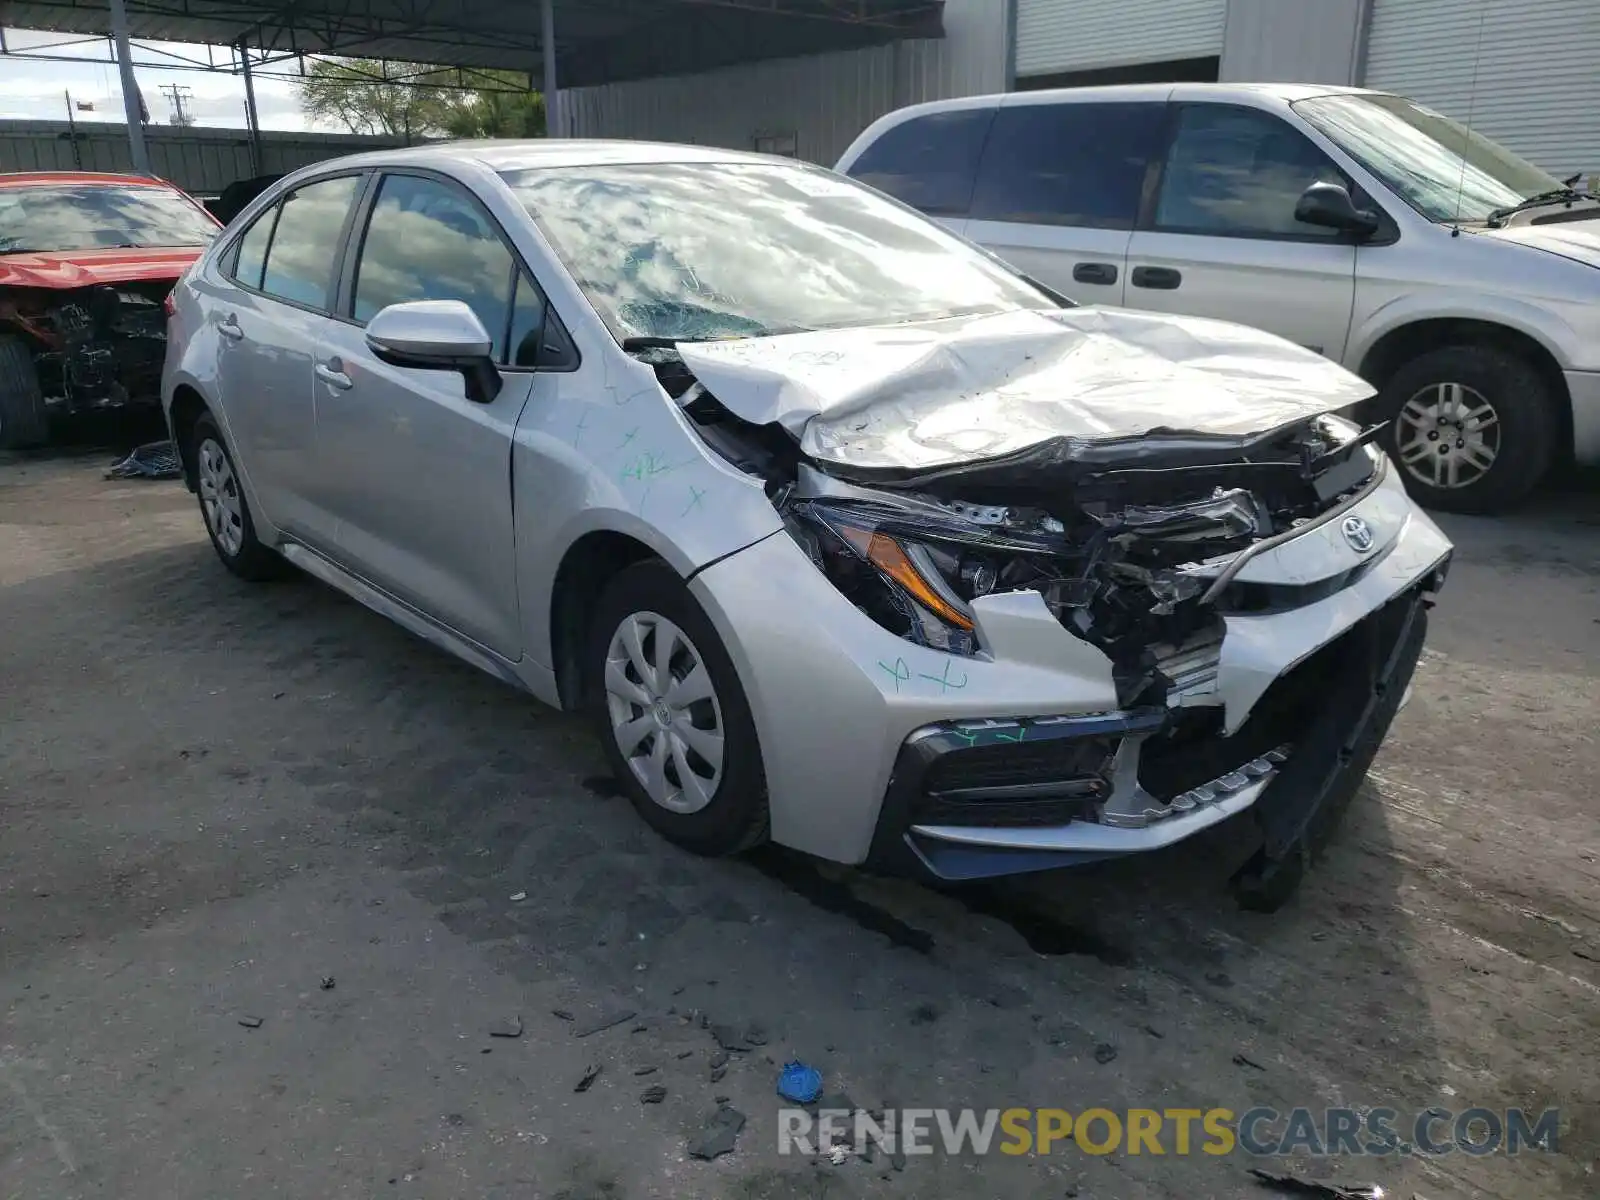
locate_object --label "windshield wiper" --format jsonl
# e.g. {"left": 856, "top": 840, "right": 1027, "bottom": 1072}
{"left": 621, "top": 326, "right": 811, "bottom": 352}
{"left": 1486, "top": 176, "right": 1594, "bottom": 226}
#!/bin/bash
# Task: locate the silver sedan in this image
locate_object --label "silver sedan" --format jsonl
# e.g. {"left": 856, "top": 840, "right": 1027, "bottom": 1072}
{"left": 163, "top": 141, "right": 1451, "bottom": 908}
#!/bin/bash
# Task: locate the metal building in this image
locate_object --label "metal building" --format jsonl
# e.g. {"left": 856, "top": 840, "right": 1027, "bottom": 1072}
{"left": 567, "top": 0, "right": 1600, "bottom": 177}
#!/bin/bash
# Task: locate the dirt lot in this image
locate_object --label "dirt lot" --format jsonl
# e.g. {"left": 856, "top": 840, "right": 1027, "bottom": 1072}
{"left": 2, "top": 450, "right": 1596, "bottom": 1200}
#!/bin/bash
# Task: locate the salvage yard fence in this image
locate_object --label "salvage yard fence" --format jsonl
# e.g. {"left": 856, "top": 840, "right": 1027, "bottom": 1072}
{"left": 0, "top": 121, "right": 401, "bottom": 196}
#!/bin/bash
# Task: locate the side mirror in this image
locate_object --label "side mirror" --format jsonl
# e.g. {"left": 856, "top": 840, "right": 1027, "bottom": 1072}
{"left": 365, "top": 299, "right": 502, "bottom": 404}
{"left": 1295, "top": 181, "right": 1380, "bottom": 237}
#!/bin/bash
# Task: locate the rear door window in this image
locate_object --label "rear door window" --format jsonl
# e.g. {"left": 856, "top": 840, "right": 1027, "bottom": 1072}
{"left": 969, "top": 102, "right": 1166, "bottom": 230}
{"left": 843, "top": 107, "right": 996, "bottom": 216}
{"left": 1153, "top": 105, "right": 1349, "bottom": 238}
{"left": 229, "top": 203, "right": 278, "bottom": 290}
{"left": 259, "top": 174, "right": 360, "bottom": 308}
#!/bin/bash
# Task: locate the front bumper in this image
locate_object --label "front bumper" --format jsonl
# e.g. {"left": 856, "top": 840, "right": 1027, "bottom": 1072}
{"left": 688, "top": 460, "right": 1451, "bottom": 876}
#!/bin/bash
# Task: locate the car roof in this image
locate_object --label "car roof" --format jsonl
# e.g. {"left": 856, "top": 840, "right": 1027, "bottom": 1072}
{"left": 294, "top": 139, "right": 805, "bottom": 176}
{"left": 855, "top": 81, "right": 1381, "bottom": 118}
{"left": 0, "top": 170, "right": 180, "bottom": 190}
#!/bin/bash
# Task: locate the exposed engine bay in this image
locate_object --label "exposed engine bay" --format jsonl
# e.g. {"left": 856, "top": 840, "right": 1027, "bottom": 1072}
{"left": 634, "top": 308, "right": 1389, "bottom": 714}
{"left": 1, "top": 281, "right": 171, "bottom": 412}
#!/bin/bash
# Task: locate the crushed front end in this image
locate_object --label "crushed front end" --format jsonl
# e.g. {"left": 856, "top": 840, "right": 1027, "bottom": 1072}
{"left": 1, "top": 281, "right": 172, "bottom": 416}
{"left": 656, "top": 309, "right": 1453, "bottom": 905}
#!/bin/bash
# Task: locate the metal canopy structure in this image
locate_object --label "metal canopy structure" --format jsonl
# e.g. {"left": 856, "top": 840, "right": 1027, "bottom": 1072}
{"left": 1, "top": 1, "right": 946, "bottom": 82}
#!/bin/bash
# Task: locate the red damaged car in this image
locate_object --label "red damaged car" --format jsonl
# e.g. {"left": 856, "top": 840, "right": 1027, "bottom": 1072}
{"left": 0, "top": 171, "right": 219, "bottom": 448}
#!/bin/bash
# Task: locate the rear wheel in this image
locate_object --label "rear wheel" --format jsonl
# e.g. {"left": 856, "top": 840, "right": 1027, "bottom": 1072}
{"left": 0, "top": 335, "right": 48, "bottom": 450}
{"left": 192, "top": 412, "right": 286, "bottom": 581}
{"left": 1377, "top": 345, "right": 1559, "bottom": 514}
{"left": 587, "top": 561, "right": 769, "bottom": 857}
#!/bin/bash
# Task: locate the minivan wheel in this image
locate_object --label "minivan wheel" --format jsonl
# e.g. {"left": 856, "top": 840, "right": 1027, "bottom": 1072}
{"left": 192, "top": 412, "right": 286, "bottom": 581}
{"left": 587, "top": 560, "right": 769, "bottom": 857}
{"left": 1377, "top": 345, "right": 1558, "bottom": 514}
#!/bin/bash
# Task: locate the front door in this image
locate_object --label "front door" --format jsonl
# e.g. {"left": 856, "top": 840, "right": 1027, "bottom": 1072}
{"left": 1125, "top": 104, "right": 1358, "bottom": 359}
{"left": 307, "top": 171, "right": 542, "bottom": 659}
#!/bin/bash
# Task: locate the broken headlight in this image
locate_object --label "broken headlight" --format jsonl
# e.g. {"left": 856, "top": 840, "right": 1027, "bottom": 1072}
{"left": 785, "top": 498, "right": 1069, "bottom": 656}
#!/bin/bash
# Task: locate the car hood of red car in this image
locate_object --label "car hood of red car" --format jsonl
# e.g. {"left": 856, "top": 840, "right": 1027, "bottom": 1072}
{"left": 0, "top": 245, "right": 204, "bottom": 289}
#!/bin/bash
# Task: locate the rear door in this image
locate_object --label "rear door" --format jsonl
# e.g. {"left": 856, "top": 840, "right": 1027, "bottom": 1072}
{"left": 1124, "top": 103, "right": 1358, "bottom": 357}
{"left": 308, "top": 169, "right": 544, "bottom": 658}
{"left": 210, "top": 173, "right": 363, "bottom": 539}
{"left": 964, "top": 98, "right": 1168, "bottom": 306}
{"left": 837, "top": 105, "right": 996, "bottom": 237}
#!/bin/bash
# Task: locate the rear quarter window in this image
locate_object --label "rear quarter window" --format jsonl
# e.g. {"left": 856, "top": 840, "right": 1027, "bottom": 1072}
{"left": 842, "top": 107, "right": 996, "bottom": 217}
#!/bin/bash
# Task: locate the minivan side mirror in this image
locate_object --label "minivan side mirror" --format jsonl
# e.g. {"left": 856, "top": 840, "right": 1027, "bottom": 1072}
{"left": 1295, "top": 181, "right": 1381, "bottom": 237}
{"left": 365, "top": 299, "right": 502, "bottom": 404}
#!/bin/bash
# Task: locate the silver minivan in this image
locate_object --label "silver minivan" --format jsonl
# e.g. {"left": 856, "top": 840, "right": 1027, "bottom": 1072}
{"left": 836, "top": 83, "right": 1600, "bottom": 513}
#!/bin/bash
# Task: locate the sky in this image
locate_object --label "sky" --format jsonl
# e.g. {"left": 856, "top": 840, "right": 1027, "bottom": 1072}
{"left": 1, "top": 28, "right": 324, "bottom": 131}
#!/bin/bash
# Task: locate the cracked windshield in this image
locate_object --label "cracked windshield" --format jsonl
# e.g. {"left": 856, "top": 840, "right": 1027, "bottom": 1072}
{"left": 501, "top": 161, "right": 1046, "bottom": 343}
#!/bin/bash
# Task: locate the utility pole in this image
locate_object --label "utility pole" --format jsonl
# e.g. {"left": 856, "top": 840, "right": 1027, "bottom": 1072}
{"left": 160, "top": 82, "right": 195, "bottom": 127}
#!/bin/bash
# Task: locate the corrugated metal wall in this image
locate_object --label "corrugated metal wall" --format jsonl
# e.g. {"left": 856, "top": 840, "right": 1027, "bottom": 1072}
{"left": 1220, "top": 0, "right": 1367, "bottom": 86}
{"left": 1014, "top": 0, "right": 1225, "bottom": 78}
{"left": 0, "top": 122, "right": 400, "bottom": 194}
{"left": 563, "top": 0, "right": 1008, "bottom": 166}
{"left": 1364, "top": 0, "right": 1600, "bottom": 177}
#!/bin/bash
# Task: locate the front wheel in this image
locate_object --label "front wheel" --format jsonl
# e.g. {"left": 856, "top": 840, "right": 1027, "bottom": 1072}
{"left": 587, "top": 560, "right": 769, "bottom": 857}
{"left": 1378, "top": 345, "right": 1559, "bottom": 514}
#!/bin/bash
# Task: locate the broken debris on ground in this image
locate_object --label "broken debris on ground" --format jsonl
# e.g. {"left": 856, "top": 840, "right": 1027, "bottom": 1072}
{"left": 687, "top": 1104, "right": 746, "bottom": 1160}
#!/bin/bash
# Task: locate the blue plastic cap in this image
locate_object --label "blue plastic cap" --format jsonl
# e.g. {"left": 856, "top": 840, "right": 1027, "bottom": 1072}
{"left": 776, "top": 1060, "right": 823, "bottom": 1104}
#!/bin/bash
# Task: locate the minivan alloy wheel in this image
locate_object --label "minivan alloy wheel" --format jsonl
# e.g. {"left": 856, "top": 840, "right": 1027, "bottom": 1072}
{"left": 604, "top": 611, "right": 725, "bottom": 814}
{"left": 1393, "top": 381, "right": 1500, "bottom": 490}
{"left": 197, "top": 436, "right": 245, "bottom": 556}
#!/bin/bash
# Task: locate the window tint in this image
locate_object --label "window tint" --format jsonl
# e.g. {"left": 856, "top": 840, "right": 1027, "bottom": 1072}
{"left": 970, "top": 102, "right": 1165, "bottom": 229}
{"left": 231, "top": 203, "right": 278, "bottom": 290}
{"left": 352, "top": 174, "right": 516, "bottom": 361}
{"left": 843, "top": 108, "right": 995, "bottom": 216}
{"left": 259, "top": 175, "right": 359, "bottom": 308}
{"left": 1155, "top": 106, "right": 1346, "bottom": 238}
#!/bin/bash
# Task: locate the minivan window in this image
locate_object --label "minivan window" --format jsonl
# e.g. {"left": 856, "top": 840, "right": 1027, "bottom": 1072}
{"left": 352, "top": 173, "right": 516, "bottom": 361}
{"left": 1155, "top": 105, "right": 1346, "bottom": 239}
{"left": 1293, "top": 92, "right": 1562, "bottom": 223}
{"left": 259, "top": 175, "right": 359, "bottom": 309}
{"left": 969, "top": 102, "right": 1165, "bottom": 229}
{"left": 843, "top": 108, "right": 995, "bottom": 216}
{"left": 502, "top": 161, "right": 1048, "bottom": 344}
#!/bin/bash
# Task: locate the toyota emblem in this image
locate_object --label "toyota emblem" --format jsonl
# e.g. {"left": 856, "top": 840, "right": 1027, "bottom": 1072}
{"left": 1341, "top": 515, "right": 1375, "bottom": 553}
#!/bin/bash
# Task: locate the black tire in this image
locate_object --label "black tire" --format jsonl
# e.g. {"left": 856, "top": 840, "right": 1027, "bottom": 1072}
{"left": 0, "top": 335, "right": 49, "bottom": 450}
{"left": 1376, "top": 345, "right": 1560, "bottom": 514}
{"left": 190, "top": 411, "right": 287, "bottom": 581}
{"left": 586, "top": 560, "right": 769, "bottom": 857}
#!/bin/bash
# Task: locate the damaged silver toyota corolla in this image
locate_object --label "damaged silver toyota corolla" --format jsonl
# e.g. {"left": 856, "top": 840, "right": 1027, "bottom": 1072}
{"left": 165, "top": 144, "right": 1450, "bottom": 910}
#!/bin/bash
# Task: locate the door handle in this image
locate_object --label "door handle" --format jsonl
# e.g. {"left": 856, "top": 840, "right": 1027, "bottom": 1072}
{"left": 1130, "top": 266, "right": 1182, "bottom": 290}
{"left": 218, "top": 315, "right": 244, "bottom": 341}
{"left": 1071, "top": 261, "right": 1118, "bottom": 285}
{"left": 315, "top": 361, "right": 353, "bottom": 390}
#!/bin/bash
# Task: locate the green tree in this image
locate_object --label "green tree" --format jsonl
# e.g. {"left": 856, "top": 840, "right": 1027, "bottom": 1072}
{"left": 294, "top": 59, "right": 544, "bottom": 142}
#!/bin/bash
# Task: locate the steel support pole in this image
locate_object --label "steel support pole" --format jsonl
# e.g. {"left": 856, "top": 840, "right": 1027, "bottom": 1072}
{"left": 238, "top": 36, "right": 263, "bottom": 175}
{"left": 541, "top": 0, "right": 561, "bottom": 137}
{"left": 107, "top": 0, "right": 151, "bottom": 174}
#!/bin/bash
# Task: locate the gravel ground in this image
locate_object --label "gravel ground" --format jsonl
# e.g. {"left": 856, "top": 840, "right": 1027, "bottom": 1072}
{"left": 2, "top": 449, "right": 1596, "bottom": 1200}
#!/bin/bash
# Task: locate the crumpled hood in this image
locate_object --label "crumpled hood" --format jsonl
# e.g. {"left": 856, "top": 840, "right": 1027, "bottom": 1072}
{"left": 0, "top": 245, "right": 203, "bottom": 290}
{"left": 676, "top": 307, "right": 1375, "bottom": 472}
{"left": 1474, "top": 213, "right": 1600, "bottom": 270}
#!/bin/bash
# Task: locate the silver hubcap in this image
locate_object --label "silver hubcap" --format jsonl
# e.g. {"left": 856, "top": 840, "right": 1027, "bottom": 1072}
{"left": 1394, "top": 382, "right": 1500, "bottom": 490}
{"left": 604, "top": 612, "right": 724, "bottom": 814}
{"left": 196, "top": 437, "right": 245, "bottom": 556}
